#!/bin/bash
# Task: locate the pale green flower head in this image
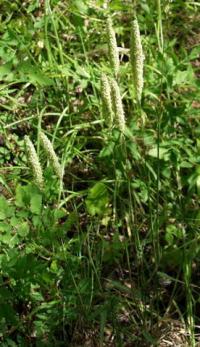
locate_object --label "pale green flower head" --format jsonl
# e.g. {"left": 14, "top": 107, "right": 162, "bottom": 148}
{"left": 25, "top": 136, "right": 44, "bottom": 190}
{"left": 130, "top": 18, "right": 144, "bottom": 103}
{"left": 40, "top": 132, "right": 62, "bottom": 180}
{"left": 101, "top": 73, "right": 114, "bottom": 127}
{"left": 106, "top": 17, "right": 119, "bottom": 77}
{"left": 110, "top": 78, "right": 125, "bottom": 132}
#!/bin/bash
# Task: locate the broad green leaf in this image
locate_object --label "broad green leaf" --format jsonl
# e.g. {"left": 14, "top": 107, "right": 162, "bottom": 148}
{"left": 64, "top": 211, "right": 79, "bottom": 232}
{"left": 19, "top": 62, "right": 53, "bottom": 86}
{"left": 0, "top": 222, "right": 11, "bottom": 232}
{"left": 0, "top": 196, "right": 14, "bottom": 220}
{"left": 0, "top": 62, "right": 12, "bottom": 80}
{"left": 75, "top": 65, "right": 90, "bottom": 79}
{"left": 18, "top": 222, "right": 29, "bottom": 237}
{"left": 99, "top": 142, "right": 115, "bottom": 158}
{"left": 15, "top": 184, "right": 41, "bottom": 208}
{"left": 86, "top": 182, "right": 109, "bottom": 216}
{"left": 30, "top": 194, "right": 42, "bottom": 215}
{"left": 173, "top": 67, "right": 194, "bottom": 86}
{"left": 54, "top": 209, "right": 66, "bottom": 220}
{"left": 50, "top": 260, "right": 58, "bottom": 273}
{"left": 165, "top": 225, "right": 184, "bottom": 245}
{"left": 0, "top": 231, "right": 12, "bottom": 245}
{"left": 148, "top": 146, "right": 169, "bottom": 160}
{"left": 189, "top": 46, "right": 200, "bottom": 60}
{"left": 71, "top": 0, "right": 88, "bottom": 14}
{"left": 27, "top": 0, "right": 40, "bottom": 12}
{"left": 15, "top": 185, "right": 26, "bottom": 207}
{"left": 10, "top": 216, "right": 20, "bottom": 227}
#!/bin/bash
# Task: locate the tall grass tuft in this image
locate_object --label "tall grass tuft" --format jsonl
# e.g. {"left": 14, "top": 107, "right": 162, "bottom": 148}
{"left": 110, "top": 78, "right": 125, "bottom": 132}
{"left": 24, "top": 136, "right": 44, "bottom": 190}
{"left": 130, "top": 18, "right": 144, "bottom": 103}
{"left": 106, "top": 17, "right": 119, "bottom": 78}
{"left": 39, "top": 132, "right": 62, "bottom": 180}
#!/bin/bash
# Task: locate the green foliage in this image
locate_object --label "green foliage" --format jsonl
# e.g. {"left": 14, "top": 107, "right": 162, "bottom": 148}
{"left": 86, "top": 182, "right": 109, "bottom": 216}
{"left": 0, "top": 0, "right": 200, "bottom": 345}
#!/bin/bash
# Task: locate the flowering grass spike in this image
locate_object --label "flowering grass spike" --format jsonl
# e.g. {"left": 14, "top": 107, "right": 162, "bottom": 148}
{"left": 101, "top": 73, "right": 114, "bottom": 126}
{"left": 25, "top": 136, "right": 44, "bottom": 190}
{"left": 40, "top": 132, "right": 62, "bottom": 180}
{"left": 130, "top": 18, "right": 144, "bottom": 102}
{"left": 106, "top": 17, "right": 119, "bottom": 77}
{"left": 110, "top": 78, "right": 125, "bottom": 132}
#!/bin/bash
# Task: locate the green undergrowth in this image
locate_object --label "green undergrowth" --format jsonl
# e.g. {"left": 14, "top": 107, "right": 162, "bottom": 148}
{"left": 0, "top": 0, "right": 200, "bottom": 346}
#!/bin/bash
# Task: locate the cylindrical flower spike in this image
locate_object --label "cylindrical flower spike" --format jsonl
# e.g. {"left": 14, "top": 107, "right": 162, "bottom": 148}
{"left": 39, "top": 132, "right": 62, "bottom": 180}
{"left": 110, "top": 78, "right": 125, "bottom": 132}
{"left": 25, "top": 136, "right": 44, "bottom": 190}
{"left": 130, "top": 18, "right": 144, "bottom": 103}
{"left": 106, "top": 17, "right": 119, "bottom": 77}
{"left": 101, "top": 73, "right": 114, "bottom": 127}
